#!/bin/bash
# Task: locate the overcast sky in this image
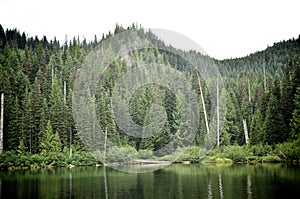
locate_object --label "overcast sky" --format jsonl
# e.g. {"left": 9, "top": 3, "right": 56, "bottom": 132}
{"left": 1, "top": 0, "right": 299, "bottom": 60}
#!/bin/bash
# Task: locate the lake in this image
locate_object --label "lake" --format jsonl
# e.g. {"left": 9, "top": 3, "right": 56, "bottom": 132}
{"left": 0, "top": 164, "right": 299, "bottom": 198}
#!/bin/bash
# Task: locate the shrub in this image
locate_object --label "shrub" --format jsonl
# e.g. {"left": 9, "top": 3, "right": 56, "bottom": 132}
{"left": 106, "top": 146, "right": 137, "bottom": 163}
{"left": 247, "top": 144, "right": 273, "bottom": 156}
{"left": 177, "top": 146, "right": 202, "bottom": 162}
{"left": 261, "top": 155, "right": 281, "bottom": 163}
{"left": 223, "top": 145, "right": 248, "bottom": 163}
{"left": 275, "top": 137, "right": 300, "bottom": 162}
{"left": 137, "top": 150, "right": 153, "bottom": 159}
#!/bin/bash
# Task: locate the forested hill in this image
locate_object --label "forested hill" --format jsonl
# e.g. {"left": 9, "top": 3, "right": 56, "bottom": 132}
{"left": 0, "top": 24, "right": 299, "bottom": 161}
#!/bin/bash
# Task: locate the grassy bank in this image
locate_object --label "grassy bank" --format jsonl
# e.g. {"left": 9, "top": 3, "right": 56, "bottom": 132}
{"left": 187, "top": 138, "right": 300, "bottom": 164}
{"left": 0, "top": 148, "right": 98, "bottom": 170}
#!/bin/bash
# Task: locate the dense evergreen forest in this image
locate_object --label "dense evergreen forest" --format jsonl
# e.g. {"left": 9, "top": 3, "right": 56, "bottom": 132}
{"left": 0, "top": 24, "right": 299, "bottom": 168}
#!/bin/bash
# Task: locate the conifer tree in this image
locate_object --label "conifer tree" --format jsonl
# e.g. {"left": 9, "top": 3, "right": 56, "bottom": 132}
{"left": 290, "top": 86, "right": 300, "bottom": 139}
{"left": 49, "top": 75, "right": 66, "bottom": 146}
{"left": 40, "top": 121, "right": 62, "bottom": 156}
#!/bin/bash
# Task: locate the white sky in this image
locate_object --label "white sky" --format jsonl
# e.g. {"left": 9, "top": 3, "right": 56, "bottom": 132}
{"left": 0, "top": 0, "right": 299, "bottom": 60}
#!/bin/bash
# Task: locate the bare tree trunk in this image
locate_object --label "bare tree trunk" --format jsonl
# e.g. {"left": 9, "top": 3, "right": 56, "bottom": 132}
{"left": 196, "top": 72, "right": 210, "bottom": 134}
{"left": 51, "top": 66, "right": 54, "bottom": 86}
{"left": 104, "top": 126, "right": 107, "bottom": 162}
{"left": 243, "top": 119, "right": 249, "bottom": 145}
{"left": 0, "top": 93, "right": 4, "bottom": 153}
{"left": 217, "top": 76, "right": 220, "bottom": 146}
{"left": 69, "top": 128, "right": 73, "bottom": 158}
{"left": 263, "top": 63, "right": 267, "bottom": 94}
{"left": 248, "top": 79, "right": 253, "bottom": 114}
{"left": 29, "top": 130, "right": 32, "bottom": 153}
{"left": 248, "top": 79, "right": 251, "bottom": 102}
{"left": 64, "top": 81, "right": 67, "bottom": 104}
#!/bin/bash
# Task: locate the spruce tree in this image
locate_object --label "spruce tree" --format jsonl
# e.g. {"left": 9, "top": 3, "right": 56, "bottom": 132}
{"left": 290, "top": 86, "right": 300, "bottom": 139}
{"left": 264, "top": 93, "right": 286, "bottom": 144}
{"left": 40, "top": 121, "right": 62, "bottom": 156}
{"left": 49, "top": 75, "right": 66, "bottom": 145}
{"left": 250, "top": 108, "right": 265, "bottom": 145}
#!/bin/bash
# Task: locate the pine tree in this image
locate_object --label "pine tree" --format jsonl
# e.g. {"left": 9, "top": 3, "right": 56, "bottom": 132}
{"left": 290, "top": 86, "right": 300, "bottom": 139}
{"left": 40, "top": 121, "right": 62, "bottom": 156}
{"left": 49, "top": 75, "right": 66, "bottom": 145}
{"left": 7, "top": 96, "right": 23, "bottom": 151}
{"left": 31, "top": 78, "right": 43, "bottom": 153}
{"left": 220, "top": 92, "right": 237, "bottom": 146}
{"left": 281, "top": 58, "right": 300, "bottom": 138}
{"left": 0, "top": 24, "right": 7, "bottom": 48}
{"left": 250, "top": 108, "right": 265, "bottom": 145}
{"left": 264, "top": 93, "right": 286, "bottom": 144}
{"left": 22, "top": 86, "right": 34, "bottom": 152}
{"left": 17, "top": 138, "right": 27, "bottom": 155}
{"left": 39, "top": 97, "right": 49, "bottom": 133}
{"left": 224, "top": 90, "right": 240, "bottom": 145}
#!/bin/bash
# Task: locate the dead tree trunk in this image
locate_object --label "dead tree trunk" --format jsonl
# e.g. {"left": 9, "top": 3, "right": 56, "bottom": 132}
{"left": 217, "top": 76, "right": 220, "bottom": 146}
{"left": 64, "top": 81, "right": 67, "bottom": 104}
{"left": 243, "top": 119, "right": 249, "bottom": 145}
{"left": 196, "top": 72, "right": 210, "bottom": 135}
{"left": 104, "top": 126, "right": 107, "bottom": 162}
{"left": 263, "top": 62, "right": 267, "bottom": 94}
{"left": 0, "top": 93, "right": 4, "bottom": 153}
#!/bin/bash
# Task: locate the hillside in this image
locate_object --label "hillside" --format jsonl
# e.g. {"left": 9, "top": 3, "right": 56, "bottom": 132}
{"left": 0, "top": 24, "right": 299, "bottom": 168}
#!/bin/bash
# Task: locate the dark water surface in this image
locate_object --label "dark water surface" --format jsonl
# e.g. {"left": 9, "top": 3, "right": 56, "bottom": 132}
{"left": 0, "top": 164, "right": 299, "bottom": 199}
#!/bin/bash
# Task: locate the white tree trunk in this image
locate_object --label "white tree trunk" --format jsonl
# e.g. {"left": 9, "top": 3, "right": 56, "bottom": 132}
{"left": 263, "top": 62, "right": 267, "bottom": 94}
{"left": 196, "top": 72, "right": 210, "bottom": 134}
{"left": 104, "top": 126, "right": 107, "bottom": 162}
{"left": 69, "top": 128, "right": 73, "bottom": 158}
{"left": 64, "top": 81, "right": 67, "bottom": 104}
{"left": 217, "top": 76, "right": 220, "bottom": 146}
{"left": 0, "top": 93, "right": 4, "bottom": 153}
{"left": 243, "top": 119, "right": 249, "bottom": 145}
{"left": 248, "top": 79, "right": 251, "bottom": 102}
{"left": 51, "top": 66, "right": 54, "bottom": 86}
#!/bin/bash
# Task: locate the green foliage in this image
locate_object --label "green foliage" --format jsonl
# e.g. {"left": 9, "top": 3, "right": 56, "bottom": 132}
{"left": 137, "top": 149, "right": 153, "bottom": 159}
{"left": 246, "top": 143, "right": 273, "bottom": 156}
{"left": 222, "top": 145, "right": 248, "bottom": 162}
{"left": 177, "top": 146, "right": 202, "bottom": 162}
{"left": 17, "top": 139, "right": 27, "bottom": 155}
{"left": 290, "top": 86, "right": 300, "bottom": 139}
{"left": 221, "top": 91, "right": 238, "bottom": 145}
{"left": 1, "top": 24, "right": 300, "bottom": 167}
{"left": 106, "top": 146, "right": 137, "bottom": 163}
{"left": 264, "top": 94, "right": 286, "bottom": 144}
{"left": 250, "top": 109, "right": 265, "bottom": 145}
{"left": 39, "top": 121, "right": 62, "bottom": 156}
{"left": 261, "top": 155, "right": 281, "bottom": 163}
{"left": 275, "top": 136, "right": 300, "bottom": 162}
{"left": 0, "top": 146, "right": 99, "bottom": 169}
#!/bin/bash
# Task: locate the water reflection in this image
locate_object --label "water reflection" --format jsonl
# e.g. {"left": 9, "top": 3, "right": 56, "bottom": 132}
{"left": 0, "top": 164, "right": 299, "bottom": 199}
{"left": 207, "top": 178, "right": 212, "bottom": 199}
{"left": 218, "top": 174, "right": 223, "bottom": 199}
{"left": 69, "top": 171, "right": 72, "bottom": 199}
{"left": 104, "top": 166, "right": 108, "bottom": 199}
{"left": 247, "top": 175, "right": 252, "bottom": 199}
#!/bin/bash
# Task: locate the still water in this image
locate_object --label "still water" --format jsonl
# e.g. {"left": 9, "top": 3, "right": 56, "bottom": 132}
{"left": 0, "top": 164, "right": 299, "bottom": 199}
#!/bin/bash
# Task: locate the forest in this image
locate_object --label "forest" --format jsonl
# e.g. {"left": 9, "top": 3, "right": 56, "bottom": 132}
{"left": 0, "top": 24, "right": 299, "bottom": 169}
